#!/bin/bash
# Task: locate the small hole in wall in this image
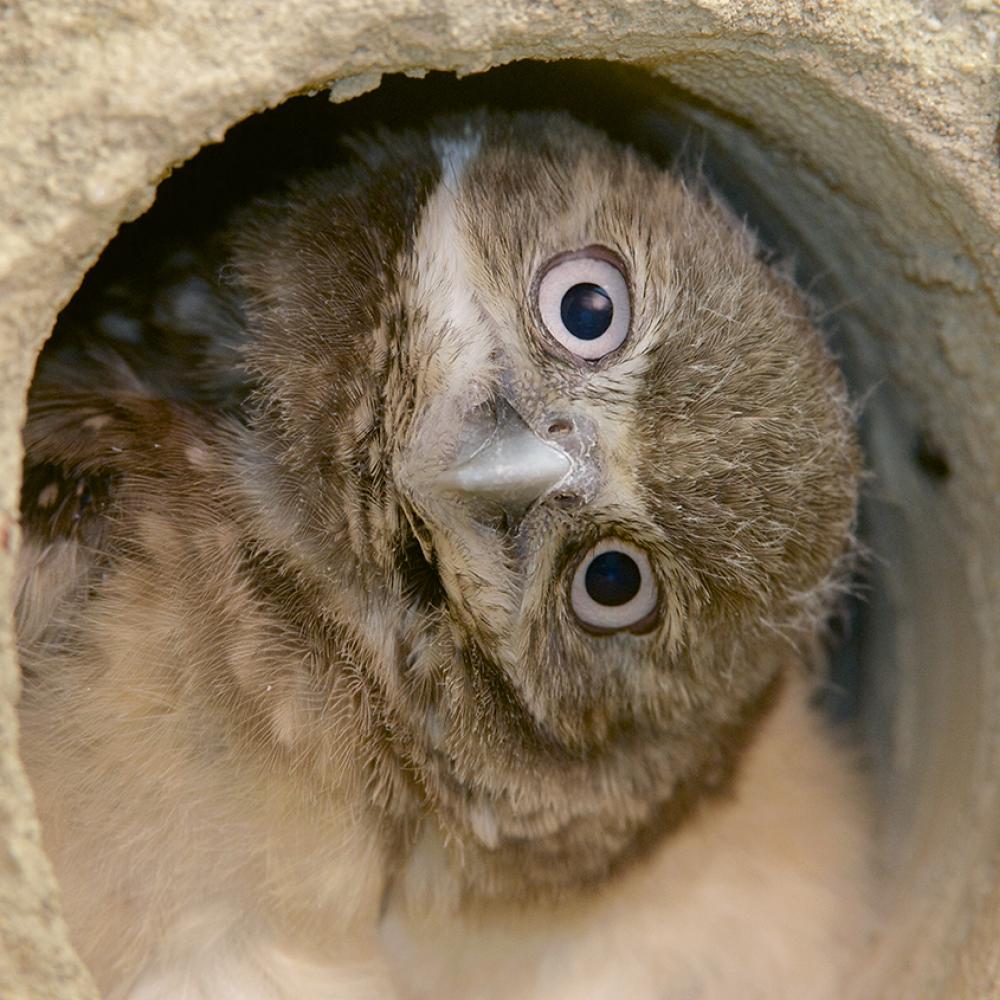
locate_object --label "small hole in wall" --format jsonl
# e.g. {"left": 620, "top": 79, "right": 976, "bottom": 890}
{"left": 21, "top": 58, "right": 913, "bottom": 993}
{"left": 914, "top": 429, "right": 952, "bottom": 482}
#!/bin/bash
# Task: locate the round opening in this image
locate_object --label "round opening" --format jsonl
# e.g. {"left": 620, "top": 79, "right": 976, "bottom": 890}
{"left": 14, "top": 58, "right": 997, "bottom": 997}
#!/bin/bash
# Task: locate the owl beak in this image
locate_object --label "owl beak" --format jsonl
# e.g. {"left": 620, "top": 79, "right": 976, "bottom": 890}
{"left": 432, "top": 398, "right": 572, "bottom": 516}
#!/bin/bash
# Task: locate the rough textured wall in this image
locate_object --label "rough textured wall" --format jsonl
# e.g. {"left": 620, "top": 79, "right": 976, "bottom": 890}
{"left": 1, "top": 2, "right": 998, "bottom": 998}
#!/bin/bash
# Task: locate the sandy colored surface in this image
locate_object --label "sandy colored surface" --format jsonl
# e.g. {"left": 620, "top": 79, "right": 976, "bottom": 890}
{"left": 1, "top": 1, "right": 999, "bottom": 997}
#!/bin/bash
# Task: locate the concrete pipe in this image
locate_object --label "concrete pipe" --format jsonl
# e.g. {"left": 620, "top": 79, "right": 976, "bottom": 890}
{"left": 1, "top": 2, "right": 998, "bottom": 997}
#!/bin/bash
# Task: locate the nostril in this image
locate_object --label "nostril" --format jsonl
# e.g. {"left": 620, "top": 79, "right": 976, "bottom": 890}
{"left": 547, "top": 418, "right": 573, "bottom": 436}
{"left": 550, "top": 492, "right": 578, "bottom": 509}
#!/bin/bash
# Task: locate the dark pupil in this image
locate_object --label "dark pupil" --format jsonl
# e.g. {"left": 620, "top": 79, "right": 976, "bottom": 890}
{"left": 584, "top": 551, "right": 641, "bottom": 607}
{"left": 560, "top": 283, "right": 613, "bottom": 341}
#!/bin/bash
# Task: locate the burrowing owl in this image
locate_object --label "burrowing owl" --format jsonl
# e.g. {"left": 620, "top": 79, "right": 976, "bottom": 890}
{"left": 17, "top": 111, "right": 871, "bottom": 999}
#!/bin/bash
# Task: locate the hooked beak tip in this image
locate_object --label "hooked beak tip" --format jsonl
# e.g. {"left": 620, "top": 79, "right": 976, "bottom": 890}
{"left": 431, "top": 401, "right": 572, "bottom": 514}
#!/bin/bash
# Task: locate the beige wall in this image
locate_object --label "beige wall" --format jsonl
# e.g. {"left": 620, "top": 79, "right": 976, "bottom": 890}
{"left": 1, "top": 2, "right": 999, "bottom": 996}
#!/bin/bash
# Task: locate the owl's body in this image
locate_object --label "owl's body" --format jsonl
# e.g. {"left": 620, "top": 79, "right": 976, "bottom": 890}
{"left": 17, "top": 112, "right": 871, "bottom": 999}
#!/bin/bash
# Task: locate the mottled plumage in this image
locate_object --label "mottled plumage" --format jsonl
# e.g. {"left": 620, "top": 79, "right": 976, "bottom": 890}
{"left": 17, "top": 112, "right": 871, "bottom": 999}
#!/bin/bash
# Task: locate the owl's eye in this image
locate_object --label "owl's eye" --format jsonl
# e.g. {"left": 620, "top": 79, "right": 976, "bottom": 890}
{"left": 536, "top": 249, "right": 630, "bottom": 360}
{"left": 570, "top": 539, "right": 658, "bottom": 633}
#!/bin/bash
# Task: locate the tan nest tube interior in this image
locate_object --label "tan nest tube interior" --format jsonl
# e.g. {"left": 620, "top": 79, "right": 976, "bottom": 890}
{"left": 1, "top": 3, "right": 998, "bottom": 998}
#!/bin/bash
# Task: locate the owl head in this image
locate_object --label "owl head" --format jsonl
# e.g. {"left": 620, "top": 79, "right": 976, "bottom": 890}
{"left": 229, "top": 111, "right": 860, "bottom": 900}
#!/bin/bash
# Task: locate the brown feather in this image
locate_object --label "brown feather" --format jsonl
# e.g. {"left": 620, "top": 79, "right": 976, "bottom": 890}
{"left": 17, "top": 112, "right": 871, "bottom": 999}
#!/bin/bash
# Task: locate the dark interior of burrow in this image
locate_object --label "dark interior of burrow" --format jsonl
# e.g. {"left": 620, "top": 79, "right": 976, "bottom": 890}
{"left": 42, "top": 59, "right": 935, "bottom": 792}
